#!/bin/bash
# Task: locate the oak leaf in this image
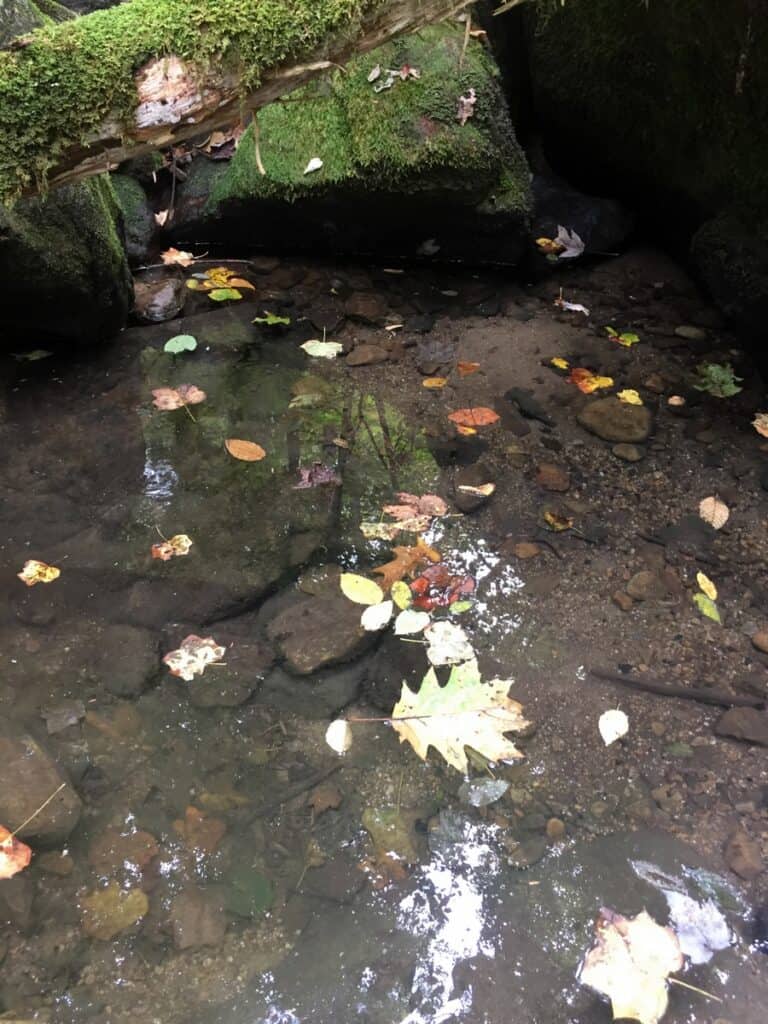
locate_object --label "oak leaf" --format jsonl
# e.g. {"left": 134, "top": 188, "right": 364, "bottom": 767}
{"left": 372, "top": 538, "right": 440, "bottom": 592}
{"left": 391, "top": 659, "right": 529, "bottom": 773}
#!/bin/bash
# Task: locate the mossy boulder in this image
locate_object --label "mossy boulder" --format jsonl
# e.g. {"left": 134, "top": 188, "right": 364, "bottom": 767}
{"left": 111, "top": 172, "right": 154, "bottom": 266}
{"left": 0, "top": 0, "right": 71, "bottom": 46}
{"left": 171, "top": 23, "right": 531, "bottom": 262}
{"left": 0, "top": 175, "right": 133, "bottom": 347}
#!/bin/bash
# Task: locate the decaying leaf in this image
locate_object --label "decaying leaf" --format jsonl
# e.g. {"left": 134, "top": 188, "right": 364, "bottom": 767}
{"left": 568, "top": 368, "right": 614, "bottom": 394}
{"left": 394, "top": 609, "right": 431, "bottom": 635}
{"left": 424, "top": 620, "right": 474, "bottom": 665}
{"left": 554, "top": 290, "right": 590, "bottom": 316}
{"left": 360, "top": 600, "right": 394, "bottom": 632}
{"left": 0, "top": 826, "right": 32, "bottom": 879}
{"left": 410, "top": 564, "right": 475, "bottom": 612}
{"left": 17, "top": 559, "right": 60, "bottom": 586}
{"left": 599, "top": 709, "right": 629, "bottom": 746}
{"left": 151, "top": 384, "right": 206, "bottom": 410}
{"left": 252, "top": 311, "right": 290, "bottom": 326}
{"left": 618, "top": 389, "right": 643, "bottom": 405}
{"left": 151, "top": 534, "right": 193, "bottom": 560}
{"left": 160, "top": 247, "right": 197, "bottom": 267}
{"left": 457, "top": 361, "right": 481, "bottom": 377}
{"left": 360, "top": 516, "right": 431, "bottom": 540}
{"left": 383, "top": 493, "right": 448, "bottom": 519}
{"left": 456, "top": 425, "right": 477, "bottom": 436}
{"left": 606, "top": 327, "right": 640, "bottom": 347}
{"left": 80, "top": 882, "right": 149, "bottom": 941}
{"left": 340, "top": 573, "right": 385, "bottom": 606}
{"left": 391, "top": 658, "right": 529, "bottom": 773}
{"left": 457, "top": 483, "right": 495, "bottom": 497}
{"left": 308, "top": 782, "right": 343, "bottom": 816}
{"left": 579, "top": 908, "right": 684, "bottom": 1024}
{"left": 698, "top": 495, "right": 729, "bottom": 530}
{"left": 372, "top": 538, "right": 441, "bottom": 592}
{"left": 752, "top": 412, "right": 768, "bottom": 438}
{"left": 448, "top": 407, "right": 500, "bottom": 428}
{"left": 163, "top": 635, "right": 226, "bottom": 681}
{"left": 422, "top": 377, "right": 448, "bottom": 389}
{"left": 293, "top": 463, "right": 341, "bottom": 489}
{"left": 367, "top": 63, "right": 382, "bottom": 82}
{"left": 325, "top": 719, "right": 353, "bottom": 755}
{"left": 543, "top": 510, "right": 573, "bottom": 532}
{"left": 301, "top": 339, "right": 344, "bottom": 359}
{"left": 225, "top": 439, "right": 266, "bottom": 461}
{"left": 457, "top": 87, "right": 477, "bottom": 126}
{"left": 696, "top": 571, "right": 717, "bottom": 601}
{"left": 173, "top": 805, "right": 226, "bottom": 855}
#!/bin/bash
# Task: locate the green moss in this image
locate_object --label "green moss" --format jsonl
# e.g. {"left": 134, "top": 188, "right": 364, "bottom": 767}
{"left": 529, "top": 0, "right": 768, "bottom": 221}
{"left": 0, "top": 0, "right": 385, "bottom": 198}
{"left": 210, "top": 23, "right": 531, "bottom": 212}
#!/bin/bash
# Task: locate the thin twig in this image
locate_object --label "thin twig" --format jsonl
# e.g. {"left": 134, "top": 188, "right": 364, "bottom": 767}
{"left": 669, "top": 977, "right": 722, "bottom": 1003}
{"left": 589, "top": 667, "right": 763, "bottom": 709}
{"left": 3, "top": 783, "right": 66, "bottom": 842}
{"left": 253, "top": 112, "right": 266, "bottom": 176}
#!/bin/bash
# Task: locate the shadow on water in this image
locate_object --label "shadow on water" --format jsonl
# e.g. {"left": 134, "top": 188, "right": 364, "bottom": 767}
{"left": 0, "top": 304, "right": 765, "bottom": 1023}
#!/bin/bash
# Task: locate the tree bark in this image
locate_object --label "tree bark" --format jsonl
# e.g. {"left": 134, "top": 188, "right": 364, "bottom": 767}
{"left": 0, "top": 0, "right": 473, "bottom": 199}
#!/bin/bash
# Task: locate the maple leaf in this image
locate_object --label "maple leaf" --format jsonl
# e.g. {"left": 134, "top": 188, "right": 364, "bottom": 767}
{"left": 391, "top": 658, "right": 529, "bottom": 773}
{"left": 151, "top": 534, "right": 192, "bottom": 560}
{"left": 0, "top": 825, "right": 32, "bottom": 879}
{"left": 372, "top": 538, "right": 440, "bottom": 593}
{"left": 17, "top": 559, "right": 60, "bottom": 586}
{"left": 151, "top": 384, "right": 206, "bottom": 411}
{"left": 579, "top": 908, "right": 683, "bottom": 1024}
{"left": 163, "top": 635, "right": 225, "bottom": 681}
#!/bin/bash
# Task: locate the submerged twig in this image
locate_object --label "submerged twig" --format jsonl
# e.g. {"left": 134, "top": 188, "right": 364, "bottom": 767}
{"left": 589, "top": 666, "right": 763, "bottom": 709}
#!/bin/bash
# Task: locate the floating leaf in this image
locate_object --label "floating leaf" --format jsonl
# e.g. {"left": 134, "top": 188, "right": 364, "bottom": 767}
{"left": 696, "top": 571, "right": 717, "bottom": 601}
{"left": 151, "top": 534, "right": 192, "bottom": 560}
{"left": 391, "top": 580, "right": 413, "bottom": 610}
{"left": 163, "top": 634, "right": 226, "bottom": 681}
{"left": 208, "top": 287, "right": 242, "bottom": 302}
{"left": 693, "top": 592, "right": 721, "bottom": 623}
{"left": 361, "top": 600, "right": 394, "bottom": 632}
{"left": 752, "top": 412, "right": 768, "bottom": 438}
{"left": 373, "top": 538, "right": 441, "bottom": 592}
{"left": 17, "top": 559, "right": 60, "bottom": 586}
{"left": 698, "top": 495, "right": 729, "bottom": 530}
{"left": 599, "top": 709, "right": 629, "bottom": 746}
{"left": 536, "top": 236, "right": 563, "bottom": 255}
{"left": 151, "top": 384, "right": 206, "bottom": 410}
{"left": 226, "top": 277, "right": 256, "bottom": 290}
{"left": 543, "top": 510, "right": 573, "bottom": 532}
{"left": 579, "top": 909, "right": 684, "bottom": 1024}
{"left": 304, "top": 157, "right": 324, "bottom": 175}
{"left": 457, "top": 361, "right": 481, "bottom": 377}
{"left": 422, "top": 377, "right": 448, "bottom": 389}
{"left": 552, "top": 225, "right": 585, "bottom": 259}
{"left": 568, "top": 368, "right": 614, "bottom": 393}
{"left": 253, "top": 311, "right": 291, "bottom": 326}
{"left": 617, "top": 389, "right": 643, "bottom": 405}
{"left": 340, "top": 573, "right": 384, "bottom": 606}
{"left": 392, "top": 658, "right": 529, "bottom": 773}
{"left": 606, "top": 327, "right": 641, "bottom": 347}
{"left": 301, "top": 339, "right": 344, "bottom": 359}
{"left": 325, "top": 719, "right": 353, "bottom": 754}
{"left": 160, "top": 247, "right": 197, "bottom": 267}
{"left": 550, "top": 357, "right": 570, "bottom": 370}
{"left": 225, "top": 439, "right": 266, "bottom": 461}
{"left": 383, "top": 493, "right": 448, "bottom": 519}
{"left": 360, "top": 517, "right": 430, "bottom": 541}
{"left": 164, "top": 334, "right": 197, "bottom": 354}
{"left": 448, "top": 407, "right": 500, "bottom": 428}
{"left": 457, "top": 483, "right": 495, "bottom": 497}
{"left": 424, "top": 621, "right": 474, "bottom": 666}
{"left": 394, "top": 609, "right": 430, "bottom": 635}
{"left": 449, "top": 599, "right": 473, "bottom": 614}
{"left": 0, "top": 826, "right": 32, "bottom": 879}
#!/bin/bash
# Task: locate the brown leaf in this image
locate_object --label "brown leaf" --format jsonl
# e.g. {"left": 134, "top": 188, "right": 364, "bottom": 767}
{"left": 0, "top": 825, "right": 32, "bottom": 879}
{"left": 151, "top": 384, "right": 206, "bottom": 410}
{"left": 308, "top": 783, "right": 343, "bottom": 816}
{"left": 457, "top": 361, "right": 480, "bottom": 377}
{"left": 225, "top": 438, "right": 266, "bottom": 461}
{"left": 512, "top": 542, "right": 540, "bottom": 559}
{"left": 89, "top": 828, "right": 159, "bottom": 874}
{"left": 80, "top": 882, "right": 149, "bottom": 941}
{"left": 373, "top": 538, "right": 441, "bottom": 593}
{"left": 448, "top": 407, "right": 500, "bottom": 427}
{"left": 173, "top": 806, "right": 226, "bottom": 856}
{"left": 225, "top": 277, "right": 256, "bottom": 290}
{"left": 383, "top": 492, "right": 448, "bottom": 518}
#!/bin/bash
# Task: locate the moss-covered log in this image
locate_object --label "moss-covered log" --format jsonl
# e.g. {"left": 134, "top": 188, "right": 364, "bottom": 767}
{"left": 0, "top": 0, "right": 475, "bottom": 200}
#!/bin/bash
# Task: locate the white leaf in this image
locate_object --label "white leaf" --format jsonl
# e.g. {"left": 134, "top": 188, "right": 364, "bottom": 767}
{"left": 303, "top": 157, "right": 323, "bottom": 175}
{"left": 425, "top": 621, "right": 475, "bottom": 666}
{"left": 361, "top": 600, "right": 394, "bottom": 631}
{"left": 698, "top": 495, "right": 729, "bottom": 530}
{"left": 367, "top": 64, "right": 381, "bottom": 82}
{"left": 300, "top": 339, "right": 344, "bottom": 359}
{"left": 554, "top": 224, "right": 585, "bottom": 259}
{"left": 325, "top": 719, "right": 352, "bottom": 755}
{"left": 394, "top": 609, "right": 431, "bottom": 636}
{"left": 598, "top": 709, "right": 629, "bottom": 746}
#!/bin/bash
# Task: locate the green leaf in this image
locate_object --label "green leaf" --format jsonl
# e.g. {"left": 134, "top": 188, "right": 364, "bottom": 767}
{"left": 693, "top": 592, "right": 721, "bottom": 623}
{"left": 391, "top": 580, "right": 412, "bottom": 610}
{"left": 252, "top": 311, "right": 291, "bottom": 326}
{"left": 209, "top": 288, "right": 242, "bottom": 302}
{"left": 605, "top": 326, "right": 618, "bottom": 337}
{"left": 164, "top": 334, "right": 198, "bottom": 354}
{"left": 449, "top": 600, "right": 473, "bottom": 614}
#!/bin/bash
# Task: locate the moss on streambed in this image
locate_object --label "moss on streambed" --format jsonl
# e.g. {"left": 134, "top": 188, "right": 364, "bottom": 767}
{"left": 0, "top": 0, "right": 387, "bottom": 197}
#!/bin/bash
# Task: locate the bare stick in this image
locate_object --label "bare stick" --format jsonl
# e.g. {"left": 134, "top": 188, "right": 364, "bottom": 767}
{"left": 669, "top": 978, "right": 722, "bottom": 1003}
{"left": 589, "top": 666, "right": 763, "bottom": 709}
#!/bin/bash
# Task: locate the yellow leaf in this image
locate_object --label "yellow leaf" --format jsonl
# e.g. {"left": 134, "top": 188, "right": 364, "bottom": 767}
{"left": 617, "top": 389, "right": 643, "bottom": 405}
{"left": 391, "top": 580, "right": 413, "bottom": 610}
{"left": 696, "top": 571, "right": 717, "bottom": 601}
{"left": 225, "top": 439, "right": 266, "bottom": 461}
{"left": 422, "top": 377, "right": 448, "bottom": 389}
{"left": 543, "top": 510, "right": 573, "bottom": 532}
{"left": 339, "top": 573, "right": 384, "bottom": 606}
{"left": 536, "top": 237, "right": 564, "bottom": 255}
{"left": 17, "top": 559, "right": 60, "bottom": 586}
{"left": 151, "top": 534, "right": 193, "bottom": 560}
{"left": 551, "top": 357, "right": 570, "bottom": 370}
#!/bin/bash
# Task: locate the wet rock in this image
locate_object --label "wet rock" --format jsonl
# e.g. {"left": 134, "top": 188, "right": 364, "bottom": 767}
{"left": 506, "top": 835, "right": 547, "bottom": 869}
{"left": 0, "top": 875, "right": 34, "bottom": 931}
{"left": 545, "top": 817, "right": 566, "bottom": 842}
{"left": 362, "top": 807, "right": 421, "bottom": 865}
{"left": 674, "top": 325, "right": 707, "bottom": 341}
{"left": 407, "top": 314, "right": 435, "bottom": 333}
{"left": 260, "top": 660, "right": 367, "bottom": 719}
{"left": 344, "top": 293, "right": 388, "bottom": 324}
{"left": 751, "top": 631, "right": 768, "bottom": 654}
{"left": 346, "top": 344, "right": 388, "bottom": 367}
{"left": 531, "top": 172, "right": 633, "bottom": 259}
{"left": 132, "top": 273, "right": 185, "bottom": 323}
{"left": 577, "top": 397, "right": 652, "bottom": 443}
{"left": 0, "top": 729, "right": 82, "bottom": 843}
{"left": 304, "top": 856, "right": 366, "bottom": 904}
{"left": 692, "top": 213, "right": 768, "bottom": 338}
{"left": 92, "top": 624, "right": 158, "bottom": 697}
{"left": 512, "top": 542, "right": 541, "bottom": 560}
{"left": 724, "top": 828, "right": 764, "bottom": 881}
{"left": 36, "top": 851, "right": 75, "bottom": 876}
{"left": 715, "top": 708, "right": 768, "bottom": 748}
{"left": 505, "top": 387, "right": 554, "bottom": 427}
{"left": 42, "top": 700, "right": 85, "bottom": 735}
{"left": 111, "top": 174, "right": 155, "bottom": 266}
{"left": 612, "top": 443, "right": 644, "bottom": 462}
{"left": 535, "top": 462, "right": 569, "bottom": 492}
{"left": 309, "top": 299, "right": 345, "bottom": 334}
{"left": 612, "top": 590, "right": 634, "bottom": 612}
{"left": 626, "top": 570, "right": 668, "bottom": 602}
{"left": 416, "top": 334, "right": 456, "bottom": 375}
{"left": 171, "top": 886, "right": 227, "bottom": 950}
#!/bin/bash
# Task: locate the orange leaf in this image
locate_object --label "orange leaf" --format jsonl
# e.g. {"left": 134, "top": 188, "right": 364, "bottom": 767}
{"left": 151, "top": 534, "right": 193, "bottom": 561}
{"left": 448, "top": 407, "right": 500, "bottom": 428}
{"left": 456, "top": 424, "right": 477, "bottom": 436}
{"left": 422, "top": 377, "right": 448, "bottom": 389}
{"left": 567, "top": 368, "right": 614, "bottom": 394}
{"left": 160, "top": 247, "right": 197, "bottom": 267}
{"left": 372, "top": 538, "right": 441, "bottom": 593}
{"left": 225, "top": 438, "right": 266, "bottom": 461}
{"left": 457, "top": 361, "right": 480, "bottom": 377}
{"left": 173, "top": 806, "right": 226, "bottom": 856}
{"left": 226, "top": 277, "right": 256, "bottom": 290}
{"left": 0, "top": 825, "right": 32, "bottom": 879}
{"left": 17, "top": 559, "right": 60, "bottom": 586}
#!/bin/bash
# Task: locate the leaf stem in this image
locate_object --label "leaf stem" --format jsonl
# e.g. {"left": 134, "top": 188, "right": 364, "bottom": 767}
{"left": 669, "top": 978, "right": 722, "bottom": 1003}
{"left": 3, "top": 783, "right": 66, "bottom": 842}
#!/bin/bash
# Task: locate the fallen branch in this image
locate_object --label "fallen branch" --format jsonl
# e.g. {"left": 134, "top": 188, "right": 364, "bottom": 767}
{"left": 589, "top": 666, "right": 764, "bottom": 709}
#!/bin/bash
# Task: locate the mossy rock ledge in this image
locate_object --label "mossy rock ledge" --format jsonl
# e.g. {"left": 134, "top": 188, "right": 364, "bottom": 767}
{"left": 169, "top": 24, "right": 532, "bottom": 264}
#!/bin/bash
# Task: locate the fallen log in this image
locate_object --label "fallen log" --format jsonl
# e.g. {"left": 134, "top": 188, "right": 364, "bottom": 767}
{"left": 0, "top": 0, "right": 474, "bottom": 199}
